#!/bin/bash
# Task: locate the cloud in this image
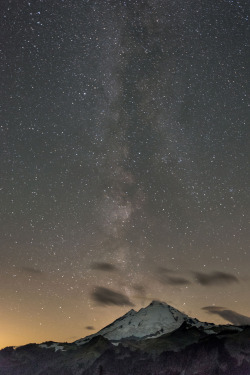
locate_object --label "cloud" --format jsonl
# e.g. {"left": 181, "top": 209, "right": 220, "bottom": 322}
{"left": 21, "top": 267, "right": 43, "bottom": 275}
{"left": 165, "top": 276, "right": 191, "bottom": 285}
{"left": 193, "top": 271, "right": 239, "bottom": 286}
{"left": 158, "top": 275, "right": 190, "bottom": 286}
{"left": 132, "top": 284, "right": 146, "bottom": 295}
{"left": 156, "top": 267, "right": 190, "bottom": 286}
{"left": 202, "top": 306, "right": 250, "bottom": 325}
{"left": 91, "top": 286, "right": 134, "bottom": 307}
{"left": 91, "top": 262, "right": 118, "bottom": 272}
{"left": 157, "top": 266, "right": 175, "bottom": 274}
{"left": 85, "top": 326, "right": 95, "bottom": 330}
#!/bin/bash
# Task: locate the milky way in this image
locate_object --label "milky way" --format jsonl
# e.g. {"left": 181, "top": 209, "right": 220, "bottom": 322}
{"left": 1, "top": 0, "right": 249, "bottom": 348}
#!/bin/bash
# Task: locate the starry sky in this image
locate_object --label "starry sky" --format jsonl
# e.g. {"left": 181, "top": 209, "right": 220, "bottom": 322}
{"left": 1, "top": 0, "right": 249, "bottom": 349}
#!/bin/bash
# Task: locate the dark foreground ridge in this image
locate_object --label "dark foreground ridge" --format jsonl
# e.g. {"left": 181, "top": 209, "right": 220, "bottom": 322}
{"left": 1, "top": 302, "right": 250, "bottom": 375}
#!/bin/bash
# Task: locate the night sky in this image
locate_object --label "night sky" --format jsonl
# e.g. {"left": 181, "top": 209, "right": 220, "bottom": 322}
{"left": 1, "top": 0, "right": 249, "bottom": 349}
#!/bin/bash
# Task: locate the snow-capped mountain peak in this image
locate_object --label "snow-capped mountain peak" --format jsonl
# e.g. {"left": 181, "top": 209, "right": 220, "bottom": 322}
{"left": 75, "top": 300, "right": 208, "bottom": 345}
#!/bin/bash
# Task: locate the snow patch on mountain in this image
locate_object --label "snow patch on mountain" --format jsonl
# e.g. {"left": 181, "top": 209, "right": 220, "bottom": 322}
{"left": 39, "top": 343, "right": 65, "bottom": 352}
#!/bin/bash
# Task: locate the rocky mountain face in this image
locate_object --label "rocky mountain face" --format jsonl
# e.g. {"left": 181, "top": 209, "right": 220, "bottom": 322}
{"left": 0, "top": 301, "right": 250, "bottom": 375}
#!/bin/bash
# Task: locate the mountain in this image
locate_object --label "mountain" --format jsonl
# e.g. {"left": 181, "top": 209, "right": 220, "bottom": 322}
{"left": 76, "top": 300, "right": 213, "bottom": 345}
{"left": 0, "top": 301, "right": 250, "bottom": 375}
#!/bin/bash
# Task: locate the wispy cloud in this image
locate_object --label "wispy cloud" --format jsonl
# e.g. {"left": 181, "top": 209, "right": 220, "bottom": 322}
{"left": 157, "top": 266, "right": 175, "bottom": 274}
{"left": 156, "top": 267, "right": 190, "bottom": 286}
{"left": 193, "top": 271, "right": 238, "bottom": 286}
{"left": 203, "top": 306, "right": 250, "bottom": 325}
{"left": 132, "top": 284, "right": 146, "bottom": 295}
{"left": 165, "top": 276, "right": 191, "bottom": 285}
{"left": 91, "top": 262, "right": 118, "bottom": 272}
{"left": 91, "top": 286, "right": 134, "bottom": 307}
{"left": 85, "top": 326, "right": 95, "bottom": 330}
{"left": 21, "top": 266, "right": 43, "bottom": 275}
